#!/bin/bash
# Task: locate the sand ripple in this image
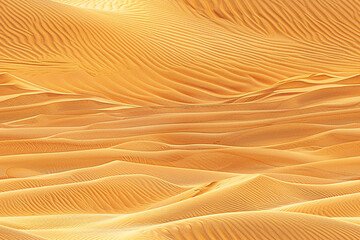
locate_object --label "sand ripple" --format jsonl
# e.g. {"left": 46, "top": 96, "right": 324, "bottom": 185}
{"left": 1, "top": 0, "right": 360, "bottom": 239}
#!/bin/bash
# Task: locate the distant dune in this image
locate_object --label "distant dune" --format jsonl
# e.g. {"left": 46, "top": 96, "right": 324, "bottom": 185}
{"left": 0, "top": 0, "right": 360, "bottom": 239}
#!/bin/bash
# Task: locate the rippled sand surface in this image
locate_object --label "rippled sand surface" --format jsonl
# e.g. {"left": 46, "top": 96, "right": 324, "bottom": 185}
{"left": 1, "top": 0, "right": 360, "bottom": 239}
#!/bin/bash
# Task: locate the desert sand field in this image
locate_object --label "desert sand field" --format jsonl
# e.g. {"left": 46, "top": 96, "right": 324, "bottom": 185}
{"left": 1, "top": 0, "right": 360, "bottom": 239}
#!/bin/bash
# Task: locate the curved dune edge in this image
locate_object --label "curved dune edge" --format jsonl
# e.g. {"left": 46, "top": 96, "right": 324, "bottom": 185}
{"left": 125, "top": 212, "right": 360, "bottom": 240}
{"left": 0, "top": 73, "right": 360, "bottom": 239}
{"left": 1, "top": 0, "right": 360, "bottom": 239}
{"left": 1, "top": 0, "right": 360, "bottom": 105}
{"left": 0, "top": 225, "right": 47, "bottom": 240}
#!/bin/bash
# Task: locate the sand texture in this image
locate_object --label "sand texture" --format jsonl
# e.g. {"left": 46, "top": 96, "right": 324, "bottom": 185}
{"left": 1, "top": 0, "right": 360, "bottom": 239}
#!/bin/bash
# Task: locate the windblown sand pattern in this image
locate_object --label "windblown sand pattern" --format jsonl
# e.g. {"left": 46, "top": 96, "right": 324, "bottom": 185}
{"left": 0, "top": 0, "right": 360, "bottom": 239}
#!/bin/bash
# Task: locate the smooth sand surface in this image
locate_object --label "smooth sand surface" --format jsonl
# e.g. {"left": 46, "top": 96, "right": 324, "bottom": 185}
{"left": 1, "top": 0, "right": 360, "bottom": 239}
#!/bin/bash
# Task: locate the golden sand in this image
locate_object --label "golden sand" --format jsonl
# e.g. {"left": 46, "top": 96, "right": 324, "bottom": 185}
{"left": 0, "top": 0, "right": 360, "bottom": 239}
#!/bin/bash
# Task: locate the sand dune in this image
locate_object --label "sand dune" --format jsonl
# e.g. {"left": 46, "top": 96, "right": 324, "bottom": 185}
{"left": 126, "top": 212, "right": 360, "bottom": 240}
{"left": 0, "top": 225, "right": 47, "bottom": 240}
{"left": 1, "top": 0, "right": 360, "bottom": 105}
{"left": 1, "top": 0, "right": 360, "bottom": 239}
